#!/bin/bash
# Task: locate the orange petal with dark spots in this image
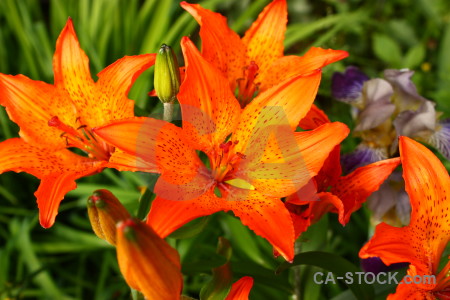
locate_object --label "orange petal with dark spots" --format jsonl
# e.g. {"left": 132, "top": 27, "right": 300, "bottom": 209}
{"left": 53, "top": 18, "right": 97, "bottom": 127}
{"left": 94, "top": 117, "right": 205, "bottom": 186}
{"left": 106, "top": 149, "right": 158, "bottom": 173}
{"left": 242, "top": 0, "right": 287, "bottom": 77}
{"left": 226, "top": 189, "right": 295, "bottom": 261}
{"left": 240, "top": 122, "right": 349, "bottom": 198}
{"left": 53, "top": 19, "right": 154, "bottom": 128}
{"left": 95, "top": 53, "right": 156, "bottom": 125}
{"left": 0, "top": 138, "right": 105, "bottom": 228}
{"left": 234, "top": 71, "right": 322, "bottom": 152}
{"left": 259, "top": 48, "right": 349, "bottom": 92}
{"left": 147, "top": 188, "right": 295, "bottom": 261}
{"left": 360, "top": 137, "right": 450, "bottom": 297}
{"left": 0, "top": 74, "right": 76, "bottom": 149}
{"left": 398, "top": 137, "right": 450, "bottom": 274}
{"left": 179, "top": 37, "right": 241, "bottom": 152}
{"left": 181, "top": 2, "right": 245, "bottom": 91}
{"left": 146, "top": 189, "right": 222, "bottom": 238}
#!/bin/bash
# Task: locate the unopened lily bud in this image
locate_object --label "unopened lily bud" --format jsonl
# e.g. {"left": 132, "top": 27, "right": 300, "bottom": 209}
{"left": 116, "top": 218, "right": 183, "bottom": 300}
{"left": 154, "top": 44, "right": 181, "bottom": 103}
{"left": 87, "top": 189, "right": 131, "bottom": 245}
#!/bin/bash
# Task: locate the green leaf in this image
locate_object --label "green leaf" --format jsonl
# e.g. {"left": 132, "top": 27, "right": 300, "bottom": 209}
{"left": 199, "top": 238, "right": 233, "bottom": 300}
{"left": 136, "top": 187, "right": 154, "bottom": 220}
{"left": 169, "top": 216, "right": 211, "bottom": 239}
{"left": 276, "top": 251, "right": 374, "bottom": 300}
{"left": 372, "top": 34, "right": 402, "bottom": 67}
{"left": 403, "top": 44, "right": 426, "bottom": 69}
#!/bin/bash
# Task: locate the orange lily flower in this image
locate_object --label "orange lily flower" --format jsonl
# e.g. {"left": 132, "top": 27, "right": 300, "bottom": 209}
{"left": 95, "top": 36, "right": 349, "bottom": 261}
{"left": 0, "top": 19, "right": 155, "bottom": 228}
{"left": 225, "top": 277, "right": 254, "bottom": 300}
{"left": 181, "top": 0, "right": 348, "bottom": 106}
{"left": 116, "top": 218, "right": 183, "bottom": 300}
{"left": 286, "top": 106, "right": 401, "bottom": 240}
{"left": 360, "top": 136, "right": 450, "bottom": 299}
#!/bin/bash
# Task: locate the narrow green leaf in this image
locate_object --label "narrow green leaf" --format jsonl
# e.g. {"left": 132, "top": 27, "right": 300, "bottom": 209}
{"left": 169, "top": 216, "right": 210, "bottom": 239}
{"left": 136, "top": 188, "right": 154, "bottom": 220}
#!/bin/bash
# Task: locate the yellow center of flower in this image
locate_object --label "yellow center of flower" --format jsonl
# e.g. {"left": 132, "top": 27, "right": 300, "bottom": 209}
{"left": 236, "top": 61, "right": 259, "bottom": 107}
{"left": 48, "top": 116, "right": 113, "bottom": 161}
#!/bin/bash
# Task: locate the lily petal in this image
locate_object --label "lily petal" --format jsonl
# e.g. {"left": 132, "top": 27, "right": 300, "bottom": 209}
{"left": 259, "top": 48, "right": 349, "bottom": 92}
{"left": 106, "top": 149, "right": 158, "bottom": 173}
{"left": 298, "top": 104, "right": 330, "bottom": 130}
{"left": 225, "top": 276, "right": 254, "bottom": 300}
{"left": 227, "top": 189, "right": 295, "bottom": 261}
{"left": 399, "top": 136, "right": 450, "bottom": 273}
{"left": 243, "top": 122, "right": 349, "bottom": 198}
{"left": 234, "top": 70, "right": 322, "bottom": 154}
{"left": 53, "top": 18, "right": 97, "bottom": 128}
{"left": 360, "top": 137, "right": 450, "bottom": 277}
{"left": 146, "top": 189, "right": 222, "bottom": 238}
{"left": 36, "top": 173, "right": 87, "bottom": 228}
{"left": 242, "top": 0, "right": 287, "bottom": 76}
{"left": 332, "top": 157, "right": 401, "bottom": 224}
{"left": 147, "top": 188, "right": 295, "bottom": 261}
{"left": 180, "top": 2, "right": 245, "bottom": 91}
{"left": 95, "top": 53, "right": 156, "bottom": 125}
{"left": 0, "top": 138, "right": 105, "bottom": 227}
{"left": 286, "top": 192, "right": 344, "bottom": 239}
{"left": 94, "top": 117, "right": 203, "bottom": 185}
{"left": 179, "top": 37, "right": 241, "bottom": 151}
{"left": 0, "top": 74, "right": 76, "bottom": 149}
{"left": 386, "top": 282, "right": 435, "bottom": 300}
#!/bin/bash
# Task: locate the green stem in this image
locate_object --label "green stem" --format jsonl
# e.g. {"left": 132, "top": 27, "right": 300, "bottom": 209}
{"left": 131, "top": 288, "right": 145, "bottom": 300}
{"left": 163, "top": 102, "right": 174, "bottom": 122}
{"left": 293, "top": 241, "right": 302, "bottom": 300}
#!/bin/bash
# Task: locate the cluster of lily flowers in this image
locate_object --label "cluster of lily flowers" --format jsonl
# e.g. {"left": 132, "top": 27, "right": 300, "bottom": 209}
{"left": 0, "top": 0, "right": 449, "bottom": 299}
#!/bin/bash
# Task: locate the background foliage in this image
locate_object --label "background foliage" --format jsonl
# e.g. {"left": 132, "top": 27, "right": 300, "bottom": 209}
{"left": 0, "top": 0, "right": 449, "bottom": 299}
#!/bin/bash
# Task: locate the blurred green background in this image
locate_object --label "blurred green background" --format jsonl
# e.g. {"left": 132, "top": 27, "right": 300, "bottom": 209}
{"left": 0, "top": 0, "right": 449, "bottom": 299}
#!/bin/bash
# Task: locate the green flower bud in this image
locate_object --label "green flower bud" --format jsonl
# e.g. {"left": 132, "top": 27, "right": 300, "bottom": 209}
{"left": 154, "top": 44, "right": 181, "bottom": 103}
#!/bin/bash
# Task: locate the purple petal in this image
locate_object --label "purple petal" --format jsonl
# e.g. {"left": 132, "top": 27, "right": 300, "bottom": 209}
{"left": 354, "top": 79, "right": 395, "bottom": 131}
{"left": 367, "top": 171, "right": 411, "bottom": 226}
{"left": 341, "top": 144, "right": 388, "bottom": 174}
{"left": 361, "top": 256, "right": 409, "bottom": 275}
{"left": 384, "top": 69, "right": 428, "bottom": 110}
{"left": 393, "top": 100, "right": 436, "bottom": 137}
{"left": 332, "top": 66, "right": 369, "bottom": 103}
{"left": 427, "top": 119, "right": 450, "bottom": 160}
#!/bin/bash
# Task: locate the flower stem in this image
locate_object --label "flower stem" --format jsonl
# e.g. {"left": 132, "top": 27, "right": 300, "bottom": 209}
{"left": 163, "top": 102, "right": 174, "bottom": 122}
{"left": 131, "top": 288, "right": 145, "bottom": 300}
{"left": 293, "top": 241, "right": 302, "bottom": 300}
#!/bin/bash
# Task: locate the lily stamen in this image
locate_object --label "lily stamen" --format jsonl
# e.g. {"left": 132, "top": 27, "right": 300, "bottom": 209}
{"left": 237, "top": 61, "right": 259, "bottom": 107}
{"left": 48, "top": 116, "right": 111, "bottom": 160}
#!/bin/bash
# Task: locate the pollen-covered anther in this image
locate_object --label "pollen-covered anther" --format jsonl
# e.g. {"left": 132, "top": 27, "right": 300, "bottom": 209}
{"left": 212, "top": 140, "right": 246, "bottom": 183}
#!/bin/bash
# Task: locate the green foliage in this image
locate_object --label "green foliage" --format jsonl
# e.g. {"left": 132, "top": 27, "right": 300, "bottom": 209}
{"left": 0, "top": 0, "right": 449, "bottom": 299}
